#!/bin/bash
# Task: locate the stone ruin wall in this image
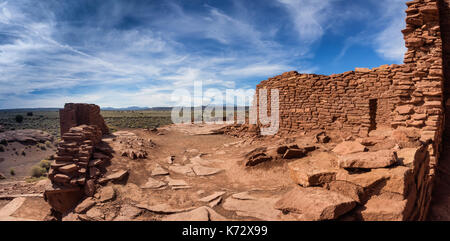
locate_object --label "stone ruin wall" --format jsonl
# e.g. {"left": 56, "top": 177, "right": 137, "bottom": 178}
{"left": 59, "top": 103, "right": 109, "bottom": 136}
{"left": 45, "top": 104, "right": 112, "bottom": 214}
{"left": 256, "top": 0, "right": 449, "bottom": 220}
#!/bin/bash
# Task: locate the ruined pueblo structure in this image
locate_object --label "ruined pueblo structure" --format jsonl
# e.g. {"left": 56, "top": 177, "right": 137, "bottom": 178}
{"left": 254, "top": 0, "right": 450, "bottom": 220}
{"left": 37, "top": 0, "right": 449, "bottom": 221}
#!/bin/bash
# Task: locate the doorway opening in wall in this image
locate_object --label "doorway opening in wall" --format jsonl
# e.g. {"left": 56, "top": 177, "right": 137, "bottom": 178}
{"left": 369, "top": 99, "right": 377, "bottom": 131}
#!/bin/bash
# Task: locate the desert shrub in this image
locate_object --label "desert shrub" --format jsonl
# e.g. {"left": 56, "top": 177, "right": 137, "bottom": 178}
{"left": 39, "top": 159, "right": 51, "bottom": 171}
{"left": 44, "top": 140, "right": 52, "bottom": 148}
{"left": 10, "top": 168, "right": 15, "bottom": 176}
{"left": 21, "top": 149, "right": 26, "bottom": 156}
{"left": 30, "top": 165, "right": 47, "bottom": 178}
{"left": 27, "top": 112, "right": 33, "bottom": 116}
{"left": 0, "top": 145, "right": 4, "bottom": 152}
{"left": 15, "top": 115, "right": 24, "bottom": 123}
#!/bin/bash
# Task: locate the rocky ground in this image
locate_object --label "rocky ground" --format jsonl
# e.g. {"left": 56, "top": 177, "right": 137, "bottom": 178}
{"left": 0, "top": 124, "right": 449, "bottom": 221}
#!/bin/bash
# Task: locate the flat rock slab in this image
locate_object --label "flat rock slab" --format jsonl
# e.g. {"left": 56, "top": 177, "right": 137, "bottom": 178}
{"left": 283, "top": 148, "right": 306, "bottom": 159}
{"left": 338, "top": 150, "right": 398, "bottom": 169}
{"left": 151, "top": 166, "right": 169, "bottom": 176}
{"left": 222, "top": 196, "right": 282, "bottom": 220}
{"left": 140, "top": 177, "right": 167, "bottom": 189}
{"left": 105, "top": 170, "right": 129, "bottom": 183}
{"left": 165, "top": 177, "right": 188, "bottom": 187}
{"left": 335, "top": 169, "right": 387, "bottom": 189}
{"left": 85, "top": 207, "right": 104, "bottom": 220}
{"left": 192, "top": 165, "right": 223, "bottom": 176}
{"left": 208, "top": 196, "right": 222, "bottom": 208}
{"left": 169, "top": 165, "right": 195, "bottom": 176}
{"left": 274, "top": 187, "right": 357, "bottom": 221}
{"left": 190, "top": 156, "right": 223, "bottom": 166}
{"left": 136, "top": 203, "right": 196, "bottom": 214}
{"left": 288, "top": 160, "right": 337, "bottom": 187}
{"left": 97, "top": 186, "right": 116, "bottom": 203}
{"left": 74, "top": 198, "right": 96, "bottom": 214}
{"left": 0, "top": 197, "right": 26, "bottom": 217}
{"left": 199, "top": 191, "right": 226, "bottom": 203}
{"left": 371, "top": 166, "right": 414, "bottom": 197}
{"left": 396, "top": 147, "right": 425, "bottom": 167}
{"left": 359, "top": 195, "right": 407, "bottom": 221}
{"left": 162, "top": 206, "right": 227, "bottom": 221}
{"left": 231, "top": 192, "right": 257, "bottom": 200}
{"left": 332, "top": 141, "right": 367, "bottom": 155}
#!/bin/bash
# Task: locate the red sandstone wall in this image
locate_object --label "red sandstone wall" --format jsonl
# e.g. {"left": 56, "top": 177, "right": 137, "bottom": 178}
{"left": 256, "top": 65, "right": 404, "bottom": 135}
{"left": 60, "top": 103, "right": 109, "bottom": 136}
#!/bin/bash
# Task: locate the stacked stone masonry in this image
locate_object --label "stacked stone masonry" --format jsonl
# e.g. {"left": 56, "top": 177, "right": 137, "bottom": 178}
{"left": 256, "top": 0, "right": 449, "bottom": 220}
{"left": 60, "top": 103, "right": 109, "bottom": 136}
{"left": 48, "top": 125, "right": 105, "bottom": 188}
{"left": 45, "top": 104, "right": 111, "bottom": 214}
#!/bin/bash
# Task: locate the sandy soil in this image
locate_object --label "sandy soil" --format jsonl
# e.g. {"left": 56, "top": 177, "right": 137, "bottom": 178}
{"left": 0, "top": 142, "right": 56, "bottom": 181}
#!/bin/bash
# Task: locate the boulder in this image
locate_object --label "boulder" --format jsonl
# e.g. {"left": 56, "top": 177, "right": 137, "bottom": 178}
{"left": 276, "top": 145, "right": 289, "bottom": 155}
{"left": 315, "top": 132, "right": 330, "bottom": 143}
{"left": 338, "top": 150, "right": 398, "bottom": 169}
{"left": 335, "top": 169, "right": 387, "bottom": 190}
{"left": 332, "top": 141, "right": 367, "bottom": 155}
{"left": 283, "top": 148, "right": 306, "bottom": 159}
{"left": 288, "top": 160, "right": 337, "bottom": 187}
{"left": 97, "top": 186, "right": 116, "bottom": 203}
{"left": 274, "top": 187, "right": 357, "bottom": 220}
{"left": 396, "top": 146, "right": 427, "bottom": 168}
{"left": 105, "top": 170, "right": 129, "bottom": 183}
{"left": 74, "top": 198, "right": 96, "bottom": 214}
{"left": 44, "top": 187, "right": 84, "bottom": 214}
{"left": 325, "top": 181, "right": 365, "bottom": 203}
{"left": 84, "top": 179, "right": 96, "bottom": 197}
{"left": 359, "top": 195, "right": 407, "bottom": 221}
{"left": 85, "top": 207, "right": 104, "bottom": 221}
{"left": 245, "top": 153, "right": 272, "bottom": 167}
{"left": 371, "top": 166, "right": 414, "bottom": 197}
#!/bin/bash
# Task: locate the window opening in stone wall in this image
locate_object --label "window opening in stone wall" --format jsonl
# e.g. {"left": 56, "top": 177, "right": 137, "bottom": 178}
{"left": 369, "top": 99, "right": 378, "bottom": 131}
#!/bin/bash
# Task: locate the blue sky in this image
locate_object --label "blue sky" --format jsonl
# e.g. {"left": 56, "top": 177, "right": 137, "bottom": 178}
{"left": 0, "top": 0, "right": 407, "bottom": 109}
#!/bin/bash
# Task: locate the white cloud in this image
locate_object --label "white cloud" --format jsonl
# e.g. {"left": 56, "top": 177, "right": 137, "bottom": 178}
{"left": 277, "top": 0, "right": 332, "bottom": 43}
{"left": 373, "top": 0, "right": 407, "bottom": 62}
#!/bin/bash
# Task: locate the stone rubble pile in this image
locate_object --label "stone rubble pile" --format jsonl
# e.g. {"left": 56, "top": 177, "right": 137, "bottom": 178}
{"left": 280, "top": 136, "right": 431, "bottom": 221}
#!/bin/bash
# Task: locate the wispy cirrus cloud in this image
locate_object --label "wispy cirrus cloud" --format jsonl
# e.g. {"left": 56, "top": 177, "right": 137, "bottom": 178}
{"left": 0, "top": 0, "right": 409, "bottom": 109}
